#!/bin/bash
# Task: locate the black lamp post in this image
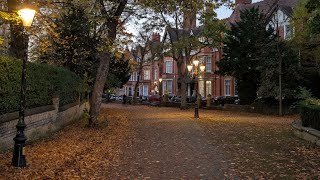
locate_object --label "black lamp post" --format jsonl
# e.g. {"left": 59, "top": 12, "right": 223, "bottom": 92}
{"left": 159, "top": 78, "right": 163, "bottom": 103}
{"left": 187, "top": 57, "right": 205, "bottom": 118}
{"left": 12, "top": 6, "right": 36, "bottom": 168}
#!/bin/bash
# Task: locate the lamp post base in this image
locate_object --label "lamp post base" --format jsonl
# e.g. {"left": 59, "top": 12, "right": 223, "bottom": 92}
{"left": 12, "top": 124, "right": 27, "bottom": 168}
{"left": 12, "top": 144, "right": 26, "bottom": 168}
{"left": 194, "top": 104, "right": 199, "bottom": 118}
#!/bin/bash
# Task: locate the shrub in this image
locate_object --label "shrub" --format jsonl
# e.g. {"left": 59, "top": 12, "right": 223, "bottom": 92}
{"left": 300, "top": 98, "right": 320, "bottom": 130}
{"left": 213, "top": 96, "right": 238, "bottom": 106}
{"left": 0, "top": 56, "right": 86, "bottom": 115}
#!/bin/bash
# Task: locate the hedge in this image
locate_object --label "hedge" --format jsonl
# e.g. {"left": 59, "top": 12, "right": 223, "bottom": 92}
{"left": 0, "top": 56, "right": 86, "bottom": 115}
{"left": 300, "top": 98, "right": 320, "bottom": 131}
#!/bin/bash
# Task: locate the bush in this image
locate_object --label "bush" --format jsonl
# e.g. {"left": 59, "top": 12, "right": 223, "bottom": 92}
{"left": 300, "top": 98, "right": 320, "bottom": 131}
{"left": 0, "top": 56, "right": 86, "bottom": 115}
{"left": 213, "top": 96, "right": 238, "bottom": 106}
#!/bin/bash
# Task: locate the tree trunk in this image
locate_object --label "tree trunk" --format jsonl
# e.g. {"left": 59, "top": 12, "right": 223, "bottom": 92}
{"left": 88, "top": 0, "right": 127, "bottom": 127}
{"left": 180, "top": 76, "right": 188, "bottom": 109}
{"left": 89, "top": 51, "right": 110, "bottom": 127}
{"left": 8, "top": 0, "right": 26, "bottom": 59}
{"left": 177, "top": 59, "right": 188, "bottom": 109}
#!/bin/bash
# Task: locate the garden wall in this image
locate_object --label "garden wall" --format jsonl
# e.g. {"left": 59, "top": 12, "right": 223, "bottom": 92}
{"left": 0, "top": 97, "right": 89, "bottom": 151}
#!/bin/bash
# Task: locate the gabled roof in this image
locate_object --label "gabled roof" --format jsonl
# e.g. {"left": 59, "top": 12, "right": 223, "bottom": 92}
{"left": 164, "top": 26, "right": 204, "bottom": 43}
{"left": 228, "top": 0, "right": 298, "bottom": 25}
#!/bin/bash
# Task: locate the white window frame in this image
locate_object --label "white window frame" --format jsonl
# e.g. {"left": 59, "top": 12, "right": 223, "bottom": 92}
{"left": 165, "top": 61, "right": 173, "bottom": 74}
{"left": 204, "top": 56, "right": 212, "bottom": 72}
{"left": 224, "top": 79, "right": 231, "bottom": 96}
{"left": 206, "top": 81, "right": 211, "bottom": 97}
{"left": 154, "top": 69, "right": 158, "bottom": 80}
{"left": 199, "top": 80, "right": 205, "bottom": 97}
{"left": 144, "top": 69, "right": 150, "bottom": 80}
{"left": 143, "top": 85, "right": 148, "bottom": 96}
{"left": 129, "top": 87, "right": 133, "bottom": 96}
{"left": 162, "top": 79, "right": 173, "bottom": 94}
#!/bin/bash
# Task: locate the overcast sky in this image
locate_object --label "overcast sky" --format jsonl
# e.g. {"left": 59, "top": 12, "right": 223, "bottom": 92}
{"left": 216, "top": 0, "right": 263, "bottom": 19}
{"left": 126, "top": 0, "right": 264, "bottom": 39}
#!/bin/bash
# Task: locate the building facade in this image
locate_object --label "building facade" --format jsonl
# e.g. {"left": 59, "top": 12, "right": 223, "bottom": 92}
{"left": 121, "top": 0, "right": 297, "bottom": 100}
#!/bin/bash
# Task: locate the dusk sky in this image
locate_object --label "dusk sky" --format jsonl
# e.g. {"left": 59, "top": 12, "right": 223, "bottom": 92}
{"left": 126, "top": 0, "right": 264, "bottom": 38}
{"left": 216, "top": 0, "right": 263, "bottom": 19}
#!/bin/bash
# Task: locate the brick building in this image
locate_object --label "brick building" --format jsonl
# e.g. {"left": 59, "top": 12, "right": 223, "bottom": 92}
{"left": 121, "top": 0, "right": 298, "bottom": 99}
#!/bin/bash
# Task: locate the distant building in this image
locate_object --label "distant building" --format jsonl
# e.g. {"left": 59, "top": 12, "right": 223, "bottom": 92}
{"left": 120, "top": 0, "right": 298, "bottom": 100}
{"left": 229, "top": 0, "right": 298, "bottom": 40}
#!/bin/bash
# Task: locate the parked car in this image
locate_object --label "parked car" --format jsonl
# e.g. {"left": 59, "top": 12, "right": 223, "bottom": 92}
{"left": 170, "top": 95, "right": 181, "bottom": 102}
{"left": 139, "top": 96, "right": 148, "bottom": 101}
{"left": 115, "top": 96, "right": 123, "bottom": 101}
{"left": 234, "top": 98, "right": 240, "bottom": 105}
{"left": 213, "top": 96, "right": 239, "bottom": 106}
{"left": 187, "top": 96, "right": 196, "bottom": 103}
{"left": 169, "top": 95, "right": 197, "bottom": 103}
{"left": 148, "top": 94, "right": 161, "bottom": 102}
{"left": 110, "top": 95, "right": 116, "bottom": 100}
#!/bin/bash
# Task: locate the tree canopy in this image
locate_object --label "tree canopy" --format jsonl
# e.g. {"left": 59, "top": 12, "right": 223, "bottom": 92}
{"left": 218, "top": 7, "right": 274, "bottom": 104}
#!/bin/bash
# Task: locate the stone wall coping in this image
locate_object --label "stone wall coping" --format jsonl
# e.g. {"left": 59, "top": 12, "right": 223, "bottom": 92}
{"left": 0, "top": 105, "right": 55, "bottom": 124}
{"left": 59, "top": 102, "right": 79, "bottom": 112}
{"left": 292, "top": 120, "right": 320, "bottom": 140}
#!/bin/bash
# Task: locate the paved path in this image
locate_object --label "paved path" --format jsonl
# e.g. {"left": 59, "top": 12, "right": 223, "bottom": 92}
{"left": 104, "top": 104, "right": 228, "bottom": 179}
{"left": 1, "top": 103, "right": 318, "bottom": 179}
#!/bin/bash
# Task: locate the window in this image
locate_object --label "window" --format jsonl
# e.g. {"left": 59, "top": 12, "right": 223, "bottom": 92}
{"left": 143, "top": 85, "right": 148, "bottom": 96}
{"left": 199, "top": 80, "right": 204, "bottom": 97}
{"left": 167, "top": 80, "right": 173, "bottom": 94}
{"left": 154, "top": 69, "right": 158, "bottom": 80}
{"left": 285, "top": 24, "right": 292, "bottom": 39}
{"left": 204, "top": 56, "right": 212, "bottom": 72}
{"left": 129, "top": 87, "right": 133, "bottom": 96}
{"left": 234, "top": 79, "right": 238, "bottom": 96}
{"left": 139, "top": 86, "right": 142, "bottom": 96}
{"left": 162, "top": 80, "right": 173, "bottom": 94}
{"left": 224, "top": 79, "right": 231, "bottom": 96}
{"left": 165, "top": 61, "right": 173, "bottom": 73}
{"left": 206, "top": 81, "right": 211, "bottom": 97}
{"left": 144, "top": 69, "right": 150, "bottom": 80}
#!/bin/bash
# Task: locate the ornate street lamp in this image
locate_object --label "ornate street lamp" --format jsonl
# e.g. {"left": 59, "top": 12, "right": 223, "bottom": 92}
{"left": 187, "top": 57, "right": 205, "bottom": 118}
{"left": 12, "top": 5, "right": 36, "bottom": 168}
{"left": 159, "top": 78, "right": 163, "bottom": 100}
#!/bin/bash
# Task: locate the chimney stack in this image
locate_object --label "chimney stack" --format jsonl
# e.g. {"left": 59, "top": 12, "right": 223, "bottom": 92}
{"left": 183, "top": 9, "right": 196, "bottom": 30}
{"left": 151, "top": 32, "right": 160, "bottom": 42}
{"left": 235, "top": 0, "right": 252, "bottom": 5}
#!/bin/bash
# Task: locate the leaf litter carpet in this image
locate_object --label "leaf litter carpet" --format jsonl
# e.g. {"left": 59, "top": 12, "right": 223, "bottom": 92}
{"left": 0, "top": 103, "right": 319, "bottom": 179}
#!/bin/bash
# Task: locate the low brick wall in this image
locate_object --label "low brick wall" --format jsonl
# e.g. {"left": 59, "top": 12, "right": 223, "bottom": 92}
{"left": 0, "top": 98, "right": 89, "bottom": 151}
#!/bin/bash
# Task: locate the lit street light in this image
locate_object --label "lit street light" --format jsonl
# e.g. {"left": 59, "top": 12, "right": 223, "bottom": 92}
{"left": 187, "top": 57, "right": 205, "bottom": 118}
{"left": 159, "top": 78, "right": 163, "bottom": 103}
{"left": 12, "top": 5, "right": 36, "bottom": 168}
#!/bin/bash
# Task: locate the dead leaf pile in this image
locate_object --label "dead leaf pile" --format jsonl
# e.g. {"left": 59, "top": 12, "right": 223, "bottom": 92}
{"left": 0, "top": 107, "right": 132, "bottom": 179}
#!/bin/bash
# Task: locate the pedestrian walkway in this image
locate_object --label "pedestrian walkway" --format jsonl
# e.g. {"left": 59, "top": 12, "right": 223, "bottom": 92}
{"left": 105, "top": 104, "right": 227, "bottom": 179}
{"left": 0, "top": 103, "right": 319, "bottom": 179}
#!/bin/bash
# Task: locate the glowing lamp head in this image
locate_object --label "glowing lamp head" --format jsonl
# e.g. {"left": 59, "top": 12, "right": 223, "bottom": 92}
{"left": 18, "top": 8, "right": 36, "bottom": 27}
{"left": 193, "top": 59, "right": 200, "bottom": 67}
{"left": 159, "top": 78, "right": 162, "bottom": 83}
{"left": 200, "top": 64, "right": 205, "bottom": 72}
{"left": 187, "top": 64, "right": 193, "bottom": 72}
